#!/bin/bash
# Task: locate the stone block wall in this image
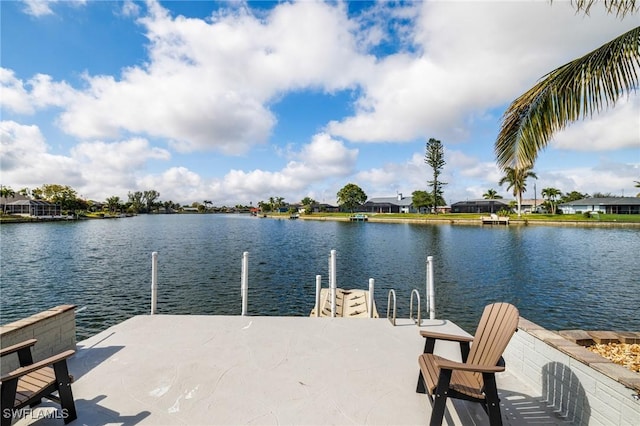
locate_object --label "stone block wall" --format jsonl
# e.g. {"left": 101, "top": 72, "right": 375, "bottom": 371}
{"left": 503, "top": 318, "right": 640, "bottom": 426}
{"left": 0, "top": 305, "right": 76, "bottom": 375}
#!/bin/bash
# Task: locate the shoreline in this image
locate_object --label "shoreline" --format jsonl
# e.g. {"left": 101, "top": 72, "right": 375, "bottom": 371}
{"left": 2, "top": 213, "right": 640, "bottom": 228}
{"left": 287, "top": 214, "right": 640, "bottom": 228}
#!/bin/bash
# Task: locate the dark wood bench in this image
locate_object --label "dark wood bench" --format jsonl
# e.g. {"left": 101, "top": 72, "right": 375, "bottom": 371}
{"left": 1, "top": 339, "right": 77, "bottom": 426}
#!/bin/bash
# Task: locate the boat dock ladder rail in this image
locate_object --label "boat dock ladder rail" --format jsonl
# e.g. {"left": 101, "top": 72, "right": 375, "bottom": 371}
{"left": 409, "top": 289, "right": 421, "bottom": 326}
{"left": 387, "top": 288, "right": 422, "bottom": 327}
{"left": 387, "top": 289, "right": 397, "bottom": 326}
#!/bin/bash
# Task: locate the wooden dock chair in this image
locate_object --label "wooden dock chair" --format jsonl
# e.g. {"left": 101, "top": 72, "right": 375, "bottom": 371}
{"left": 416, "top": 303, "right": 519, "bottom": 426}
{"left": 1, "top": 339, "right": 77, "bottom": 426}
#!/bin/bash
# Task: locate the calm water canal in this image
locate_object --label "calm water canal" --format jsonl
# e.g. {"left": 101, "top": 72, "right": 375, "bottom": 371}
{"left": 1, "top": 214, "right": 638, "bottom": 340}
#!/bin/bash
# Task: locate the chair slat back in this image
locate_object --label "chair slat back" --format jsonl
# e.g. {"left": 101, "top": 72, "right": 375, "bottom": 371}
{"left": 467, "top": 303, "right": 519, "bottom": 372}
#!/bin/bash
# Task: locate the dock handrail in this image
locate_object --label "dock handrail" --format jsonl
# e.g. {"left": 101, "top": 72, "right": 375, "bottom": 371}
{"left": 386, "top": 289, "right": 397, "bottom": 326}
{"left": 409, "top": 288, "right": 421, "bottom": 326}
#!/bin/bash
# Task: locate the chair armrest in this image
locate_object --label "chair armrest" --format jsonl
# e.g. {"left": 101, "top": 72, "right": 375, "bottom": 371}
{"left": 0, "top": 339, "right": 37, "bottom": 357}
{"left": 419, "top": 330, "right": 474, "bottom": 343}
{"left": 0, "top": 350, "right": 75, "bottom": 383}
{"left": 432, "top": 356, "right": 505, "bottom": 373}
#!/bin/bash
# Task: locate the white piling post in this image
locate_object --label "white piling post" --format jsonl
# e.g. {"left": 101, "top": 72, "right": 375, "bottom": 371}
{"left": 330, "top": 249, "right": 337, "bottom": 318}
{"left": 427, "top": 256, "right": 435, "bottom": 320}
{"left": 151, "top": 252, "right": 158, "bottom": 315}
{"left": 368, "top": 278, "right": 375, "bottom": 318}
{"left": 315, "top": 275, "right": 322, "bottom": 317}
{"left": 241, "top": 251, "right": 249, "bottom": 316}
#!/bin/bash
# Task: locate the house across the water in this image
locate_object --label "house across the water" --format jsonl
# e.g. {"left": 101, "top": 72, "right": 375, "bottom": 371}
{"left": 559, "top": 197, "right": 640, "bottom": 214}
{"left": 450, "top": 199, "right": 509, "bottom": 214}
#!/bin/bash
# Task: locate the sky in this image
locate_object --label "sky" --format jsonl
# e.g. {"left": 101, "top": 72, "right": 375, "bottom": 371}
{"left": 1, "top": 0, "right": 639, "bottom": 207}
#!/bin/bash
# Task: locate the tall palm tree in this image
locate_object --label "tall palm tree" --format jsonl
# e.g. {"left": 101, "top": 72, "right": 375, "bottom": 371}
{"left": 495, "top": 2, "right": 639, "bottom": 169}
{"left": 482, "top": 189, "right": 503, "bottom": 199}
{"left": 499, "top": 167, "right": 538, "bottom": 217}
{"left": 541, "top": 187, "right": 562, "bottom": 214}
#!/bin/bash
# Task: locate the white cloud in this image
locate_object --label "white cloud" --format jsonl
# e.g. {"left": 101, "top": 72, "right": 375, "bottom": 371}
{"left": 552, "top": 97, "right": 640, "bottom": 151}
{"left": 1, "top": 69, "right": 34, "bottom": 114}
{"left": 22, "top": 0, "right": 55, "bottom": 17}
{"left": 0, "top": 120, "right": 81, "bottom": 186}
{"left": 207, "top": 133, "right": 358, "bottom": 204}
{"left": 21, "top": 0, "right": 87, "bottom": 17}
{"left": 328, "top": 2, "right": 638, "bottom": 146}
{"left": 0, "top": 69, "right": 75, "bottom": 114}
{"left": 49, "top": 1, "right": 376, "bottom": 155}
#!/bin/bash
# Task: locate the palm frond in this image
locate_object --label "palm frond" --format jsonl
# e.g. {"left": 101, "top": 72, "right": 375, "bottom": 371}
{"left": 495, "top": 25, "right": 640, "bottom": 169}
{"left": 571, "top": 0, "right": 638, "bottom": 18}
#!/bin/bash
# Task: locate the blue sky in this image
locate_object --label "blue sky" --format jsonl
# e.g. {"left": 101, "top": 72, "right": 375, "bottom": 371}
{"left": 1, "top": 0, "right": 638, "bottom": 206}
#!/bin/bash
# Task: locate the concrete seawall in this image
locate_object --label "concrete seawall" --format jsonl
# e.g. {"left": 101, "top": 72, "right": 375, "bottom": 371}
{"left": 0, "top": 304, "right": 76, "bottom": 375}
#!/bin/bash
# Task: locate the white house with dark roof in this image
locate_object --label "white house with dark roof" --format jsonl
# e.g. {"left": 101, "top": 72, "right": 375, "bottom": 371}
{"left": 558, "top": 197, "right": 640, "bottom": 214}
{"left": 362, "top": 193, "right": 416, "bottom": 213}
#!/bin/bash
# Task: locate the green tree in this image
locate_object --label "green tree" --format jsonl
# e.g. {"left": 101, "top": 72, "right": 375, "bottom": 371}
{"left": 301, "top": 196, "right": 316, "bottom": 214}
{"left": 541, "top": 187, "right": 562, "bottom": 214}
{"left": 482, "top": 189, "right": 503, "bottom": 199}
{"left": 425, "top": 138, "right": 447, "bottom": 213}
{"left": 274, "top": 196, "right": 285, "bottom": 213}
{"left": 592, "top": 191, "right": 618, "bottom": 198}
{"left": 411, "top": 190, "right": 432, "bottom": 213}
{"left": 143, "top": 190, "right": 160, "bottom": 213}
{"left": 37, "top": 184, "right": 78, "bottom": 212}
{"left": 560, "top": 191, "right": 589, "bottom": 203}
{"left": 1, "top": 186, "right": 16, "bottom": 214}
{"left": 128, "top": 191, "right": 144, "bottom": 213}
{"left": 495, "top": 2, "right": 639, "bottom": 169}
{"left": 106, "top": 196, "right": 121, "bottom": 214}
{"left": 635, "top": 180, "right": 640, "bottom": 197}
{"left": 258, "top": 200, "right": 272, "bottom": 212}
{"left": 203, "top": 200, "right": 213, "bottom": 212}
{"left": 499, "top": 166, "right": 538, "bottom": 217}
{"left": 337, "top": 183, "right": 367, "bottom": 212}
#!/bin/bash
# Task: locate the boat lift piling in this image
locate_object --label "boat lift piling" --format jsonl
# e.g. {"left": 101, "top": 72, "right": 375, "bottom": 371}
{"left": 330, "top": 249, "right": 337, "bottom": 318}
{"left": 426, "top": 256, "right": 435, "bottom": 320}
{"left": 315, "top": 275, "right": 322, "bottom": 318}
{"left": 151, "top": 252, "right": 158, "bottom": 315}
{"left": 241, "top": 251, "right": 249, "bottom": 316}
{"left": 368, "top": 278, "right": 375, "bottom": 318}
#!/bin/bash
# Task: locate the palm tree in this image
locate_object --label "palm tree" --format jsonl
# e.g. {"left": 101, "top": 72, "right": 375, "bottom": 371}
{"left": 499, "top": 167, "right": 538, "bottom": 217}
{"left": 482, "top": 189, "right": 503, "bottom": 199}
{"left": 495, "top": 2, "right": 639, "bottom": 169}
{"left": 541, "top": 187, "right": 562, "bottom": 214}
{"left": 482, "top": 189, "right": 503, "bottom": 214}
{"left": 1, "top": 186, "right": 16, "bottom": 214}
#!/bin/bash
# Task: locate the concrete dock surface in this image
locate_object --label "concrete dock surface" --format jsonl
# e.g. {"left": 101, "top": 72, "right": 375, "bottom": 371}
{"left": 11, "top": 315, "right": 571, "bottom": 425}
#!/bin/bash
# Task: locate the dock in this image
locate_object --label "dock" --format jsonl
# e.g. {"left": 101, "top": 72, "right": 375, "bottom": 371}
{"left": 349, "top": 213, "right": 368, "bottom": 221}
{"left": 481, "top": 214, "right": 510, "bottom": 225}
{"left": 9, "top": 315, "right": 593, "bottom": 426}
